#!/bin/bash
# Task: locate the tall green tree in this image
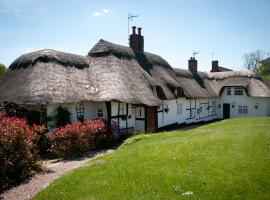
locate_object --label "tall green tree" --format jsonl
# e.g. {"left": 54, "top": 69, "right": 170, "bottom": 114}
{"left": 260, "top": 58, "right": 270, "bottom": 85}
{"left": 0, "top": 63, "right": 7, "bottom": 76}
{"left": 244, "top": 50, "right": 270, "bottom": 85}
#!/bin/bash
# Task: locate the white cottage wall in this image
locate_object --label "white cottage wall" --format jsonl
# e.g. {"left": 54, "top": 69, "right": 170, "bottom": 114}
{"left": 220, "top": 87, "right": 270, "bottom": 118}
{"left": 46, "top": 101, "right": 107, "bottom": 127}
{"left": 111, "top": 102, "right": 136, "bottom": 130}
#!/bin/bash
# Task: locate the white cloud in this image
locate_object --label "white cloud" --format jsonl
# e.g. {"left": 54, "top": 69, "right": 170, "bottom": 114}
{"left": 93, "top": 11, "right": 102, "bottom": 17}
{"left": 103, "top": 8, "right": 110, "bottom": 13}
{"left": 92, "top": 8, "right": 111, "bottom": 17}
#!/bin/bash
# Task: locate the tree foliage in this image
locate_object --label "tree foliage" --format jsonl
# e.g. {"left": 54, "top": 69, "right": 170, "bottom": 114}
{"left": 243, "top": 50, "right": 268, "bottom": 74}
{"left": 0, "top": 63, "right": 7, "bottom": 76}
{"left": 260, "top": 58, "right": 270, "bottom": 85}
{"left": 244, "top": 50, "right": 270, "bottom": 85}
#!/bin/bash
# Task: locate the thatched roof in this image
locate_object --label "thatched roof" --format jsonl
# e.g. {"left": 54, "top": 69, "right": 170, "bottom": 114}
{"left": 0, "top": 40, "right": 269, "bottom": 106}
{"left": 174, "top": 69, "right": 270, "bottom": 98}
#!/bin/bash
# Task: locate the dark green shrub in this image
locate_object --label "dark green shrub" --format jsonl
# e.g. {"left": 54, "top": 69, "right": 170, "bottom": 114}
{"left": 55, "top": 106, "right": 71, "bottom": 127}
{"left": 32, "top": 124, "right": 52, "bottom": 156}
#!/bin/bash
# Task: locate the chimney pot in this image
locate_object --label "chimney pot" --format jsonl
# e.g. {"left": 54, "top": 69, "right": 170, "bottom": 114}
{"left": 132, "top": 26, "right": 136, "bottom": 35}
{"left": 129, "top": 26, "right": 144, "bottom": 52}
{"left": 211, "top": 60, "right": 219, "bottom": 72}
{"left": 138, "top": 27, "right": 142, "bottom": 36}
{"left": 188, "top": 57, "right": 198, "bottom": 74}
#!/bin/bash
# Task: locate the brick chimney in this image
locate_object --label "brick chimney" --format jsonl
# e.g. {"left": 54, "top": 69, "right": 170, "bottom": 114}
{"left": 129, "top": 26, "right": 144, "bottom": 52}
{"left": 188, "top": 57, "right": 197, "bottom": 74}
{"left": 210, "top": 60, "right": 219, "bottom": 72}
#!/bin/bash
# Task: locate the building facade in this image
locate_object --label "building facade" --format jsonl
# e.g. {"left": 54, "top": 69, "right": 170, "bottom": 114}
{"left": 0, "top": 27, "right": 269, "bottom": 133}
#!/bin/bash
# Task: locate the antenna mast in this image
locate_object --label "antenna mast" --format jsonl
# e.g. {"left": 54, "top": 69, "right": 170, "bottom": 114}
{"left": 193, "top": 51, "right": 199, "bottom": 58}
{"left": 128, "top": 13, "right": 139, "bottom": 44}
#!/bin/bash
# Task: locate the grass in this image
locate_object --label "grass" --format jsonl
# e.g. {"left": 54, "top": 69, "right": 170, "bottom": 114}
{"left": 34, "top": 117, "right": 270, "bottom": 200}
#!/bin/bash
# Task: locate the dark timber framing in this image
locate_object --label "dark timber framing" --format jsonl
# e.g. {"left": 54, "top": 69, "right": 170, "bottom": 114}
{"left": 186, "top": 99, "right": 196, "bottom": 120}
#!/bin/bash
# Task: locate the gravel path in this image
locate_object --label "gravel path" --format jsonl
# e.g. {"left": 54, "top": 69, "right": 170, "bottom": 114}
{"left": 0, "top": 149, "right": 115, "bottom": 200}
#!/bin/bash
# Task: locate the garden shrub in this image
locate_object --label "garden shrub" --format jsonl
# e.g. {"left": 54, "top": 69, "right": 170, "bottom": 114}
{"left": 52, "top": 121, "right": 91, "bottom": 158}
{"left": 32, "top": 124, "right": 53, "bottom": 156}
{"left": 55, "top": 106, "right": 71, "bottom": 127}
{"left": 0, "top": 113, "right": 39, "bottom": 191}
{"left": 52, "top": 119, "right": 115, "bottom": 158}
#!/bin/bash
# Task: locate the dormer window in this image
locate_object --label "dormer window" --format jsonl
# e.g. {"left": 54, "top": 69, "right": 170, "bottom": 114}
{"left": 227, "top": 87, "right": 231, "bottom": 95}
{"left": 155, "top": 86, "right": 166, "bottom": 100}
{"left": 176, "top": 87, "right": 184, "bottom": 98}
{"left": 234, "top": 87, "right": 243, "bottom": 95}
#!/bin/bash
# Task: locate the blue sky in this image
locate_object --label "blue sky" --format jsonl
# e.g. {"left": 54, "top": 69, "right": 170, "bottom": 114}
{"left": 0, "top": 0, "right": 269, "bottom": 71}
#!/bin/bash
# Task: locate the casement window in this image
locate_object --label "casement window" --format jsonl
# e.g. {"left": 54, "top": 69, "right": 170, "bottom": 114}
{"left": 197, "top": 107, "right": 202, "bottom": 114}
{"left": 212, "top": 100, "right": 216, "bottom": 115}
{"left": 190, "top": 109, "right": 195, "bottom": 118}
{"left": 227, "top": 87, "right": 231, "bottom": 95}
{"left": 76, "top": 103, "right": 84, "bottom": 121}
{"left": 238, "top": 105, "right": 248, "bottom": 114}
{"left": 176, "top": 88, "right": 184, "bottom": 97}
{"left": 119, "top": 103, "right": 125, "bottom": 115}
{"left": 40, "top": 106, "right": 47, "bottom": 124}
{"left": 234, "top": 87, "right": 243, "bottom": 95}
{"left": 177, "top": 103, "right": 182, "bottom": 115}
{"left": 97, "top": 108, "right": 103, "bottom": 118}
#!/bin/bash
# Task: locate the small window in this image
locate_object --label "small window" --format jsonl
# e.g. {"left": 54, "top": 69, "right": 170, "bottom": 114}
{"left": 177, "top": 103, "right": 182, "bottom": 115}
{"left": 234, "top": 87, "right": 243, "bottom": 95}
{"left": 97, "top": 108, "right": 103, "bottom": 118}
{"left": 119, "top": 104, "right": 125, "bottom": 115}
{"left": 212, "top": 101, "right": 216, "bottom": 115}
{"left": 238, "top": 105, "right": 248, "bottom": 114}
{"left": 176, "top": 88, "right": 184, "bottom": 97}
{"left": 227, "top": 87, "right": 231, "bottom": 95}
{"left": 190, "top": 109, "right": 195, "bottom": 118}
{"left": 76, "top": 103, "right": 84, "bottom": 121}
{"left": 243, "top": 106, "right": 248, "bottom": 114}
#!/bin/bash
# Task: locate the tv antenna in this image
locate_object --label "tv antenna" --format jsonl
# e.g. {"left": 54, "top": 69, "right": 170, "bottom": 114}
{"left": 128, "top": 13, "right": 139, "bottom": 44}
{"left": 211, "top": 51, "right": 215, "bottom": 61}
{"left": 193, "top": 51, "right": 199, "bottom": 58}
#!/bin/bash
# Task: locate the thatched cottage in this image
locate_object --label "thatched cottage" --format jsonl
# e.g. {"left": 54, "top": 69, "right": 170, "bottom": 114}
{"left": 0, "top": 26, "right": 270, "bottom": 133}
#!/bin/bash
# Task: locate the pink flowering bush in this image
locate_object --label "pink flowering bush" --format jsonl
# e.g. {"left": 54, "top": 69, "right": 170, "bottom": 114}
{"left": 0, "top": 113, "right": 39, "bottom": 191}
{"left": 52, "top": 119, "right": 115, "bottom": 158}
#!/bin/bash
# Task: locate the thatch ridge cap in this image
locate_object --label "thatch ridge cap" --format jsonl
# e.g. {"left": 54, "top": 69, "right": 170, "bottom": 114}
{"left": 9, "top": 48, "right": 89, "bottom": 69}
{"left": 88, "top": 39, "right": 172, "bottom": 68}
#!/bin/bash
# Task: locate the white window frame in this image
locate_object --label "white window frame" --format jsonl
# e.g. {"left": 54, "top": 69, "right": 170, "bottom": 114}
{"left": 238, "top": 105, "right": 248, "bottom": 115}
{"left": 97, "top": 108, "right": 103, "bottom": 118}
{"left": 234, "top": 87, "right": 243, "bottom": 96}
{"left": 212, "top": 100, "right": 216, "bottom": 115}
{"left": 227, "top": 87, "right": 231, "bottom": 95}
{"left": 177, "top": 103, "right": 182, "bottom": 115}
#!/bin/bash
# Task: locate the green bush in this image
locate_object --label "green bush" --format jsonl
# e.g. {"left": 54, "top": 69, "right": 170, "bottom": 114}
{"left": 55, "top": 106, "right": 71, "bottom": 127}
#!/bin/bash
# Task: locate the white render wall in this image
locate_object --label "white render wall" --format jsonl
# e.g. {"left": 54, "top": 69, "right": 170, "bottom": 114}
{"left": 46, "top": 101, "right": 107, "bottom": 128}
{"left": 157, "top": 97, "right": 221, "bottom": 128}
{"left": 111, "top": 102, "right": 136, "bottom": 130}
{"left": 44, "top": 87, "right": 270, "bottom": 132}
{"left": 220, "top": 87, "right": 270, "bottom": 118}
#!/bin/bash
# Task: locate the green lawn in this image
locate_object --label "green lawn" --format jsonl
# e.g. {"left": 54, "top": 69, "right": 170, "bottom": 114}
{"left": 34, "top": 117, "right": 270, "bottom": 200}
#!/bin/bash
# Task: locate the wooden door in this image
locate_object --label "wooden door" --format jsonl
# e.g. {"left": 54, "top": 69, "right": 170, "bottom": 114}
{"left": 223, "top": 103, "right": 230, "bottom": 119}
{"left": 146, "top": 106, "right": 157, "bottom": 132}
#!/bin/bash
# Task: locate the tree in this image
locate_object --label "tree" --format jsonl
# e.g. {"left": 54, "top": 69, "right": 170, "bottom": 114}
{"left": 260, "top": 58, "right": 270, "bottom": 85}
{"left": 243, "top": 50, "right": 270, "bottom": 85}
{"left": 243, "top": 50, "right": 268, "bottom": 74}
{"left": 0, "top": 63, "right": 7, "bottom": 76}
